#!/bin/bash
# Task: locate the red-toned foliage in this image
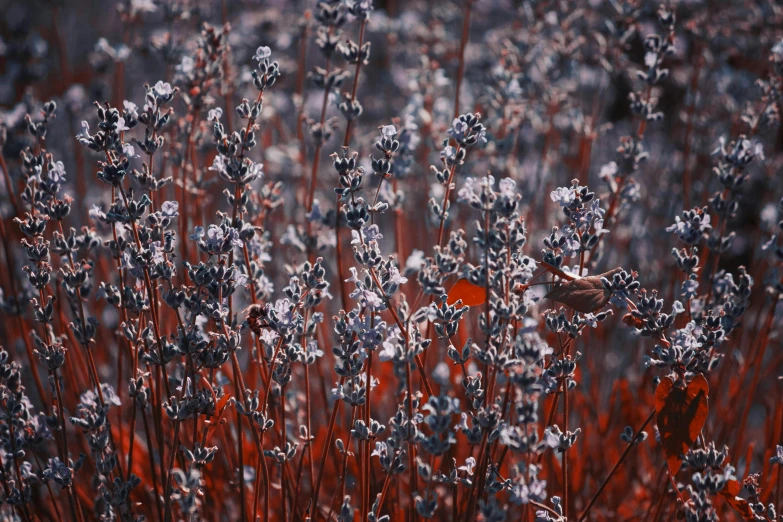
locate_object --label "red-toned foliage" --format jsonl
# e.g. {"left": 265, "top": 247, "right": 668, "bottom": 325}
{"left": 446, "top": 278, "right": 486, "bottom": 307}
{"left": 654, "top": 375, "right": 709, "bottom": 475}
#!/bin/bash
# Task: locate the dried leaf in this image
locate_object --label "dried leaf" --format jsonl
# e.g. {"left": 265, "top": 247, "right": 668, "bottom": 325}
{"left": 654, "top": 374, "right": 709, "bottom": 475}
{"left": 544, "top": 268, "right": 622, "bottom": 313}
{"left": 447, "top": 279, "right": 486, "bottom": 307}
{"left": 719, "top": 480, "right": 755, "bottom": 521}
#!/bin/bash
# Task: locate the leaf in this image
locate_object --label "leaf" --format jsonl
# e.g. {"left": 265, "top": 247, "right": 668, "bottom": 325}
{"left": 214, "top": 393, "right": 233, "bottom": 416}
{"left": 654, "top": 374, "right": 709, "bottom": 475}
{"left": 719, "top": 480, "right": 755, "bottom": 521}
{"left": 206, "top": 393, "right": 233, "bottom": 443}
{"left": 544, "top": 268, "right": 622, "bottom": 313}
{"left": 447, "top": 279, "right": 486, "bottom": 307}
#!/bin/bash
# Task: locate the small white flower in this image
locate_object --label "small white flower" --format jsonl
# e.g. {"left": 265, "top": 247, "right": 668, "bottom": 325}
{"left": 123, "top": 100, "right": 138, "bottom": 118}
{"left": 345, "top": 267, "right": 362, "bottom": 285}
{"left": 754, "top": 141, "right": 765, "bottom": 161}
{"left": 129, "top": 0, "right": 157, "bottom": 15}
{"left": 248, "top": 161, "right": 264, "bottom": 179}
{"left": 404, "top": 250, "right": 425, "bottom": 273}
{"left": 498, "top": 178, "right": 516, "bottom": 198}
{"left": 432, "top": 362, "right": 450, "bottom": 384}
{"left": 96, "top": 38, "right": 129, "bottom": 61}
{"left": 89, "top": 205, "right": 106, "bottom": 221}
{"left": 77, "top": 121, "right": 91, "bottom": 145}
{"left": 260, "top": 329, "right": 279, "bottom": 346}
{"left": 115, "top": 44, "right": 131, "bottom": 62}
{"left": 351, "top": 225, "right": 383, "bottom": 246}
{"left": 161, "top": 201, "right": 179, "bottom": 217}
{"left": 177, "top": 55, "right": 195, "bottom": 75}
{"left": 122, "top": 143, "right": 138, "bottom": 158}
{"left": 254, "top": 46, "right": 272, "bottom": 62}
{"left": 64, "top": 85, "right": 88, "bottom": 110}
{"left": 457, "top": 177, "right": 478, "bottom": 203}
{"left": 429, "top": 182, "right": 445, "bottom": 200}
{"left": 550, "top": 186, "right": 575, "bottom": 207}
{"left": 441, "top": 145, "right": 456, "bottom": 159}
{"left": 49, "top": 161, "right": 67, "bottom": 182}
{"left": 153, "top": 81, "right": 173, "bottom": 98}
{"left": 599, "top": 161, "right": 618, "bottom": 180}
{"left": 459, "top": 457, "right": 476, "bottom": 475}
{"left": 308, "top": 199, "right": 325, "bottom": 223}
{"left": 209, "top": 154, "right": 228, "bottom": 174}
{"left": 387, "top": 265, "right": 407, "bottom": 286}
{"left": 208, "top": 108, "right": 223, "bottom": 122}
{"left": 380, "top": 124, "right": 397, "bottom": 138}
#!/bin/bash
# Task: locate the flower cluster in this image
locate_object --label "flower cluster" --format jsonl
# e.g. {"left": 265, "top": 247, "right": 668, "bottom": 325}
{"left": 0, "top": 1, "right": 782, "bottom": 521}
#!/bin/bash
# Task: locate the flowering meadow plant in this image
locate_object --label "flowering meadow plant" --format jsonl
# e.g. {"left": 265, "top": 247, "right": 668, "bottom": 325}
{"left": 1, "top": 0, "right": 783, "bottom": 521}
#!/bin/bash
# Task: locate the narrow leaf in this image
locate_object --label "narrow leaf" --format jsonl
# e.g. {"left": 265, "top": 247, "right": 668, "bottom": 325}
{"left": 206, "top": 393, "right": 233, "bottom": 442}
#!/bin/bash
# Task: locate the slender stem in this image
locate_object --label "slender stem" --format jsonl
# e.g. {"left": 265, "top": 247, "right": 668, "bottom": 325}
{"left": 163, "top": 362, "right": 194, "bottom": 522}
{"left": 334, "top": 18, "right": 368, "bottom": 310}
{"left": 7, "top": 410, "right": 33, "bottom": 522}
{"left": 342, "top": 19, "right": 367, "bottom": 148}
{"left": 681, "top": 45, "right": 703, "bottom": 210}
{"left": 366, "top": 268, "right": 433, "bottom": 398}
{"left": 464, "top": 428, "right": 489, "bottom": 521}
{"left": 0, "top": 154, "right": 20, "bottom": 217}
{"left": 376, "top": 464, "right": 395, "bottom": 519}
{"left": 330, "top": 408, "right": 358, "bottom": 521}
{"left": 361, "top": 345, "right": 374, "bottom": 521}
{"left": 453, "top": 0, "right": 474, "bottom": 119}
{"left": 530, "top": 500, "right": 561, "bottom": 518}
{"left": 435, "top": 145, "right": 463, "bottom": 248}
{"left": 281, "top": 384, "right": 288, "bottom": 522}
{"left": 405, "top": 336, "right": 417, "bottom": 522}
{"left": 53, "top": 372, "right": 84, "bottom": 522}
{"left": 310, "top": 376, "right": 346, "bottom": 516}
{"left": 303, "top": 310, "right": 316, "bottom": 497}
{"left": 305, "top": 28, "right": 334, "bottom": 214}
{"left": 0, "top": 459, "right": 30, "bottom": 522}
{"left": 562, "top": 373, "right": 569, "bottom": 517}
{"left": 733, "top": 294, "right": 779, "bottom": 456}
{"left": 142, "top": 409, "right": 165, "bottom": 522}
{"left": 586, "top": 85, "right": 653, "bottom": 266}
{"left": 0, "top": 216, "right": 46, "bottom": 404}
{"left": 577, "top": 409, "right": 656, "bottom": 522}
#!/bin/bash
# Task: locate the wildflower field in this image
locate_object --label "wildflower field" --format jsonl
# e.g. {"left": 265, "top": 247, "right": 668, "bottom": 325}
{"left": 1, "top": 0, "right": 783, "bottom": 520}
